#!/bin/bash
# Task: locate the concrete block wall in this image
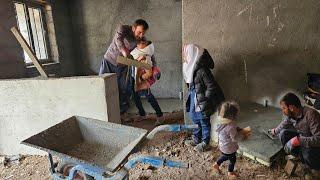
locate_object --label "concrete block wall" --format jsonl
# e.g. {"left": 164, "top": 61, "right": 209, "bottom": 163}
{"left": 69, "top": 0, "right": 182, "bottom": 98}
{"left": 183, "top": 0, "right": 320, "bottom": 107}
{"left": 0, "top": 74, "right": 120, "bottom": 155}
{"left": 51, "top": 1, "right": 77, "bottom": 77}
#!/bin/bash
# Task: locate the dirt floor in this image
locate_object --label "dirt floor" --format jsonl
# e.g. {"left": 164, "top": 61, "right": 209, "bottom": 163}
{"left": 0, "top": 132, "right": 306, "bottom": 180}
{"left": 0, "top": 115, "right": 312, "bottom": 180}
{"left": 128, "top": 132, "right": 302, "bottom": 180}
{"left": 0, "top": 155, "right": 51, "bottom": 180}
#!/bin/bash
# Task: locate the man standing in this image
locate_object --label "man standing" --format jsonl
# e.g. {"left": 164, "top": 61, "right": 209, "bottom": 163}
{"left": 271, "top": 92, "right": 320, "bottom": 177}
{"left": 99, "top": 19, "right": 149, "bottom": 119}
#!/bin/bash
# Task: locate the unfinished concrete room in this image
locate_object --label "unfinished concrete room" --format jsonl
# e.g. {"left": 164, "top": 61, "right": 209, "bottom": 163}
{"left": 0, "top": 0, "right": 320, "bottom": 179}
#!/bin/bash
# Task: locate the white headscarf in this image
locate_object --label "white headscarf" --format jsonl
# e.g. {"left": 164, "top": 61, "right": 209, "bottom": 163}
{"left": 182, "top": 44, "right": 204, "bottom": 83}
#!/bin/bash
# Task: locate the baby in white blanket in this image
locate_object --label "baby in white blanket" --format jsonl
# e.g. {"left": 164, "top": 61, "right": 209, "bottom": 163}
{"left": 130, "top": 38, "right": 154, "bottom": 83}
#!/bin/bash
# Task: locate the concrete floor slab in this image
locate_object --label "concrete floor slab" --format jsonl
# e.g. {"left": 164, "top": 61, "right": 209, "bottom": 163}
{"left": 212, "top": 102, "right": 283, "bottom": 166}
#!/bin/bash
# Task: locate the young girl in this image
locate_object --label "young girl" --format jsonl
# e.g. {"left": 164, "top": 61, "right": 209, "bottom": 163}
{"left": 183, "top": 44, "right": 225, "bottom": 152}
{"left": 213, "top": 101, "right": 251, "bottom": 178}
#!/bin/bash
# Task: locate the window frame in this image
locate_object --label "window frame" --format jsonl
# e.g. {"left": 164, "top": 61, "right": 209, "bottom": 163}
{"left": 14, "top": 0, "right": 53, "bottom": 66}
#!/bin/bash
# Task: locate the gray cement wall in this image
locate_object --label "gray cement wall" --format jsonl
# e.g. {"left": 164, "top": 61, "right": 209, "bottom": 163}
{"left": 69, "top": 0, "right": 182, "bottom": 98}
{"left": 0, "top": 74, "right": 120, "bottom": 155}
{"left": 183, "top": 0, "right": 320, "bottom": 107}
{"left": 51, "top": 0, "right": 77, "bottom": 76}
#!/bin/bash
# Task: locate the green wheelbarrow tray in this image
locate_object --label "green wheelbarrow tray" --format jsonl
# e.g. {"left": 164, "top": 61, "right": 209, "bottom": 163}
{"left": 21, "top": 116, "right": 148, "bottom": 173}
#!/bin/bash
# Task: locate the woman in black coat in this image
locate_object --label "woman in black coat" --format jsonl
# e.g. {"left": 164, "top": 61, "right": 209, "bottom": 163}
{"left": 183, "top": 44, "right": 225, "bottom": 152}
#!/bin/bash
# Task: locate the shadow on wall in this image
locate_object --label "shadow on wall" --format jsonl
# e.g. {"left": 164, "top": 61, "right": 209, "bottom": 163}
{"left": 213, "top": 48, "right": 319, "bottom": 107}
{"left": 68, "top": 0, "right": 87, "bottom": 75}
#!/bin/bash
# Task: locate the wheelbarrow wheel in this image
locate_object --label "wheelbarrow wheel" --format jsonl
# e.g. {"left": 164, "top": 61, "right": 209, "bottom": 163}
{"left": 58, "top": 161, "right": 94, "bottom": 180}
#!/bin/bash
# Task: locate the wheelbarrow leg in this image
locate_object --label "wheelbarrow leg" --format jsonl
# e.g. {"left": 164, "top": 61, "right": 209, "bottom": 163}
{"left": 48, "top": 153, "right": 56, "bottom": 174}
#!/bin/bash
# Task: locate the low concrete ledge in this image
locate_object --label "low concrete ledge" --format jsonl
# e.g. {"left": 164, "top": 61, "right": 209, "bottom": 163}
{"left": 0, "top": 74, "right": 120, "bottom": 155}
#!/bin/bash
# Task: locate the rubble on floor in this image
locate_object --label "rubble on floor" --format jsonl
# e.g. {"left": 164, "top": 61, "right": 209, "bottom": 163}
{"left": 0, "top": 155, "right": 50, "bottom": 180}
{"left": 1, "top": 114, "right": 318, "bottom": 180}
{"left": 128, "top": 132, "right": 296, "bottom": 180}
{"left": 0, "top": 131, "right": 313, "bottom": 180}
{"left": 0, "top": 155, "right": 22, "bottom": 167}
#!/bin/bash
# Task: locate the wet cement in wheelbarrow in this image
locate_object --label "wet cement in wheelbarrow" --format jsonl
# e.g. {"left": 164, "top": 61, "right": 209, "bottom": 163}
{"left": 21, "top": 116, "right": 148, "bottom": 173}
{"left": 67, "top": 142, "right": 120, "bottom": 168}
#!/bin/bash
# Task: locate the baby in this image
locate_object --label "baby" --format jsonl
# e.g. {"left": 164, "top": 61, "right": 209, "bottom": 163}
{"left": 130, "top": 38, "right": 159, "bottom": 91}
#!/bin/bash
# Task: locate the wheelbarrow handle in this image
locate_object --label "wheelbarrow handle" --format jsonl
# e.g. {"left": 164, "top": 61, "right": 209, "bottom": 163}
{"left": 146, "top": 124, "right": 199, "bottom": 139}
{"left": 124, "top": 155, "right": 188, "bottom": 170}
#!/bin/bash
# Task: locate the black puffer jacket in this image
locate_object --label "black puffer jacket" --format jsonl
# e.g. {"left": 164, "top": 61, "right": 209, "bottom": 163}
{"left": 186, "top": 49, "right": 225, "bottom": 117}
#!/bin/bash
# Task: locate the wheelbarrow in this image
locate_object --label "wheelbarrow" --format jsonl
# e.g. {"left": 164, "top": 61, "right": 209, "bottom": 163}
{"left": 21, "top": 116, "right": 197, "bottom": 180}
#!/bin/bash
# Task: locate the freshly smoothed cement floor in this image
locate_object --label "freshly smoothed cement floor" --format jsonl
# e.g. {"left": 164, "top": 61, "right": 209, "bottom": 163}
{"left": 222, "top": 102, "right": 283, "bottom": 165}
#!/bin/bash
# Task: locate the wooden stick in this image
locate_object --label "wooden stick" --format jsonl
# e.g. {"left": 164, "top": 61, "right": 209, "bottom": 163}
{"left": 117, "top": 56, "right": 152, "bottom": 70}
{"left": 11, "top": 27, "right": 48, "bottom": 78}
